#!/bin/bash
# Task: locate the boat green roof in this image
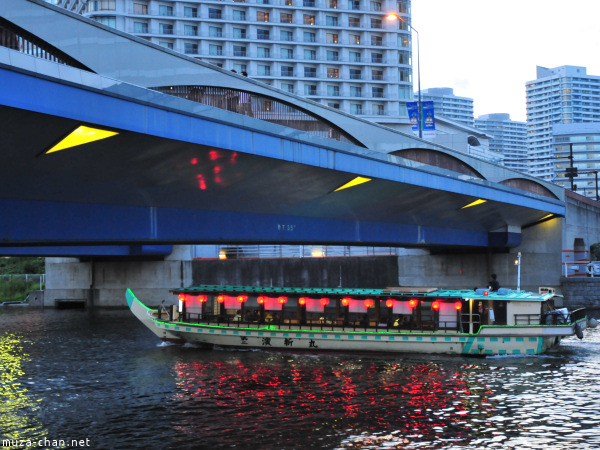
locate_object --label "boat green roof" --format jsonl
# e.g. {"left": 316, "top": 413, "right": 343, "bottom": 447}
{"left": 171, "top": 285, "right": 554, "bottom": 302}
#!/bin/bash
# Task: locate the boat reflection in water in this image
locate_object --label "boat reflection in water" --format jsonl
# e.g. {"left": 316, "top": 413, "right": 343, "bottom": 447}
{"left": 169, "top": 353, "right": 503, "bottom": 448}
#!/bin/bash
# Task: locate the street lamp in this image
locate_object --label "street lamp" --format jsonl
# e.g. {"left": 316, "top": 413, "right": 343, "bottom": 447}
{"left": 514, "top": 252, "right": 521, "bottom": 292}
{"left": 386, "top": 12, "right": 422, "bottom": 138}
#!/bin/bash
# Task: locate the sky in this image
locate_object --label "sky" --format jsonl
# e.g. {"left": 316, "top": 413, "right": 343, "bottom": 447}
{"left": 410, "top": 0, "right": 600, "bottom": 122}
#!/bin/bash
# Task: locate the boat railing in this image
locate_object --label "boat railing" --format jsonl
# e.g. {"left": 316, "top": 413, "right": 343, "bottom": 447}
{"left": 179, "top": 313, "right": 463, "bottom": 334}
{"left": 569, "top": 308, "right": 586, "bottom": 323}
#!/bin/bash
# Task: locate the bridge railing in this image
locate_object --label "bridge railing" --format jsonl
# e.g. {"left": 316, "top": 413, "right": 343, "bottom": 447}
{"left": 212, "top": 245, "right": 401, "bottom": 259}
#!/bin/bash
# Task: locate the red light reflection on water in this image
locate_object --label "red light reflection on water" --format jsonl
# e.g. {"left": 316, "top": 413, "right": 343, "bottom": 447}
{"left": 170, "top": 356, "right": 497, "bottom": 447}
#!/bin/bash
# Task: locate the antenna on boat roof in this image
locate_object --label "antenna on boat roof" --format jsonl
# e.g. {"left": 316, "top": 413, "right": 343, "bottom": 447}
{"left": 338, "top": 264, "right": 342, "bottom": 288}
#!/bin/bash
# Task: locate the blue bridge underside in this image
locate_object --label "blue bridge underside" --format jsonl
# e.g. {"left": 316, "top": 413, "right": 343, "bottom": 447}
{"left": 0, "top": 65, "right": 563, "bottom": 255}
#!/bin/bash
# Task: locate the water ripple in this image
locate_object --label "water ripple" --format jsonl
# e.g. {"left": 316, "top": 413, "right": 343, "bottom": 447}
{"left": 0, "top": 309, "right": 599, "bottom": 449}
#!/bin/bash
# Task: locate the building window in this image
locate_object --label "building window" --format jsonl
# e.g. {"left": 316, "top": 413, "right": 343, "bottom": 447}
{"left": 209, "top": 26, "right": 222, "bottom": 37}
{"left": 281, "top": 66, "right": 294, "bottom": 76}
{"left": 184, "top": 7, "right": 197, "bottom": 17}
{"left": 281, "top": 83, "right": 294, "bottom": 93}
{"left": 304, "top": 49, "right": 316, "bottom": 60}
{"left": 348, "top": 0, "right": 360, "bottom": 10}
{"left": 209, "top": 44, "right": 223, "bottom": 56}
{"left": 257, "top": 11, "right": 269, "bottom": 22}
{"left": 304, "top": 67, "right": 317, "bottom": 78}
{"left": 233, "top": 28, "right": 246, "bottom": 39}
{"left": 280, "top": 48, "right": 293, "bottom": 58}
{"left": 233, "top": 45, "right": 247, "bottom": 56}
{"left": 257, "top": 47, "right": 270, "bottom": 58}
{"left": 303, "top": 0, "right": 316, "bottom": 6}
{"left": 328, "top": 0, "right": 338, "bottom": 7}
{"left": 304, "top": 32, "right": 316, "bottom": 42}
{"left": 133, "top": 3, "right": 147, "bottom": 14}
{"left": 349, "top": 69, "right": 362, "bottom": 80}
{"left": 350, "top": 103, "right": 363, "bottom": 114}
{"left": 349, "top": 17, "right": 360, "bottom": 27}
{"left": 95, "top": 16, "right": 116, "bottom": 28}
{"left": 184, "top": 25, "right": 197, "bottom": 36}
{"left": 372, "top": 69, "right": 383, "bottom": 80}
{"left": 233, "top": 10, "right": 246, "bottom": 20}
{"left": 327, "top": 68, "right": 339, "bottom": 78}
{"left": 133, "top": 21, "right": 148, "bottom": 33}
{"left": 303, "top": 14, "right": 315, "bottom": 25}
{"left": 398, "top": 51, "right": 410, "bottom": 64}
{"left": 398, "top": 0, "right": 409, "bottom": 14}
{"left": 371, "top": 35, "right": 382, "bottom": 46}
{"left": 326, "top": 33, "right": 338, "bottom": 44}
{"left": 184, "top": 43, "right": 198, "bottom": 54}
{"left": 87, "top": 0, "right": 116, "bottom": 12}
{"left": 372, "top": 86, "right": 384, "bottom": 97}
{"left": 326, "top": 50, "right": 338, "bottom": 61}
{"left": 159, "top": 23, "right": 173, "bottom": 34}
{"left": 284, "top": 0, "right": 292, "bottom": 5}
{"left": 257, "top": 0, "right": 269, "bottom": 4}
{"left": 326, "top": 16, "right": 338, "bottom": 26}
{"left": 233, "top": 63, "right": 247, "bottom": 73}
{"left": 370, "top": 1, "right": 381, "bottom": 11}
{"left": 350, "top": 85, "right": 362, "bottom": 96}
{"left": 208, "top": 8, "right": 222, "bottom": 19}
{"left": 327, "top": 85, "right": 340, "bottom": 96}
{"left": 280, "top": 13, "right": 292, "bottom": 23}
{"left": 159, "top": 41, "right": 173, "bottom": 49}
{"left": 399, "top": 68, "right": 411, "bottom": 81}
{"left": 374, "top": 104, "right": 384, "bottom": 115}
{"left": 281, "top": 30, "right": 293, "bottom": 41}
{"left": 349, "top": 34, "right": 360, "bottom": 45}
{"left": 304, "top": 84, "right": 317, "bottom": 95}
{"left": 257, "top": 65, "right": 271, "bottom": 76}
{"left": 370, "top": 18, "right": 382, "bottom": 28}
{"left": 327, "top": 102, "right": 340, "bottom": 109}
{"left": 158, "top": 5, "right": 173, "bottom": 16}
{"left": 257, "top": 29, "right": 270, "bottom": 40}
{"left": 371, "top": 52, "right": 382, "bottom": 63}
{"left": 349, "top": 51, "right": 360, "bottom": 62}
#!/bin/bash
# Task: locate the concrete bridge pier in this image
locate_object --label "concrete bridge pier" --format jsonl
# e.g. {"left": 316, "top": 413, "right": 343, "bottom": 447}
{"left": 44, "top": 246, "right": 193, "bottom": 308}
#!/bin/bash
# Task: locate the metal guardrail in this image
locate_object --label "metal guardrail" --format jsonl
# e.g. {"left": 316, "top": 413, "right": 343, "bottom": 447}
{"left": 213, "top": 245, "right": 402, "bottom": 259}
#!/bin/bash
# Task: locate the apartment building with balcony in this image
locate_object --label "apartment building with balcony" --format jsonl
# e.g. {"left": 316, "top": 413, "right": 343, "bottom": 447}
{"left": 526, "top": 65, "right": 600, "bottom": 181}
{"left": 62, "top": 0, "right": 415, "bottom": 126}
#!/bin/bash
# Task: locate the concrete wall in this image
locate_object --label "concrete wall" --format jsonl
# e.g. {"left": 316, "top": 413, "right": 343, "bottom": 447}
{"left": 564, "top": 192, "right": 600, "bottom": 259}
{"left": 396, "top": 217, "right": 563, "bottom": 294}
{"left": 192, "top": 256, "right": 399, "bottom": 289}
{"left": 44, "top": 246, "right": 193, "bottom": 308}
{"left": 561, "top": 278, "right": 600, "bottom": 313}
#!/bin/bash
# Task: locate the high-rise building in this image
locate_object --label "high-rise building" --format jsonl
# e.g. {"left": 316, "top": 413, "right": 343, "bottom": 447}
{"left": 526, "top": 65, "right": 600, "bottom": 181}
{"left": 553, "top": 123, "right": 600, "bottom": 199}
{"left": 420, "top": 87, "right": 474, "bottom": 127}
{"left": 55, "top": 0, "right": 416, "bottom": 126}
{"left": 475, "top": 113, "right": 526, "bottom": 172}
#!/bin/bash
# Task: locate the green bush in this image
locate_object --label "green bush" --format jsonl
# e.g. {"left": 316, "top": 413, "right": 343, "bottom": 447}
{"left": 0, "top": 257, "right": 45, "bottom": 275}
{"left": 0, "top": 278, "right": 40, "bottom": 302}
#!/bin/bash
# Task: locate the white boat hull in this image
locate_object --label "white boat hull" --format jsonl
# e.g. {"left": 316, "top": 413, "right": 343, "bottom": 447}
{"left": 127, "top": 289, "right": 584, "bottom": 356}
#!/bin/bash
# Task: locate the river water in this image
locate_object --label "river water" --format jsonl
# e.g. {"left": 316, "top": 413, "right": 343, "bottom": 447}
{"left": 1, "top": 307, "right": 599, "bottom": 450}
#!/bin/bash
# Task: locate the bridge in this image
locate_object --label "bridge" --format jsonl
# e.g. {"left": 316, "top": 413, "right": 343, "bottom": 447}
{"left": 2, "top": 0, "right": 595, "bottom": 306}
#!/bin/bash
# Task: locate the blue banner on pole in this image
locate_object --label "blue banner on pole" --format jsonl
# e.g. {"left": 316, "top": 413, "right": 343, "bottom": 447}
{"left": 421, "top": 100, "right": 436, "bottom": 138}
{"left": 406, "top": 101, "right": 420, "bottom": 136}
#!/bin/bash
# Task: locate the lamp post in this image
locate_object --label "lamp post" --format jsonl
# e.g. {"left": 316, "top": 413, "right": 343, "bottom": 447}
{"left": 386, "top": 13, "right": 422, "bottom": 138}
{"left": 515, "top": 252, "right": 522, "bottom": 292}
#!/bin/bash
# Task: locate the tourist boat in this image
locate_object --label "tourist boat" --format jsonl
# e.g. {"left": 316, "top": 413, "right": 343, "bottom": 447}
{"left": 126, "top": 285, "right": 588, "bottom": 356}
